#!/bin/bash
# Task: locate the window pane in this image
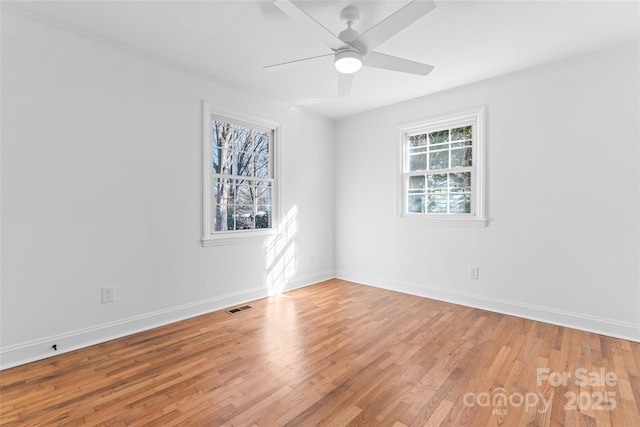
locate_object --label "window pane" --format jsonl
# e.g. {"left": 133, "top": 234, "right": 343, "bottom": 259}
{"left": 451, "top": 147, "right": 472, "bottom": 168}
{"left": 429, "top": 130, "right": 449, "bottom": 144}
{"left": 427, "top": 194, "right": 447, "bottom": 213}
{"left": 429, "top": 150, "right": 448, "bottom": 170}
{"left": 212, "top": 204, "right": 221, "bottom": 232}
{"left": 245, "top": 130, "right": 257, "bottom": 153}
{"left": 226, "top": 206, "right": 235, "bottom": 230}
{"left": 232, "top": 128, "right": 251, "bottom": 154}
{"left": 409, "top": 175, "right": 425, "bottom": 190}
{"left": 449, "top": 194, "right": 471, "bottom": 214}
{"left": 214, "top": 177, "right": 234, "bottom": 205}
{"left": 256, "top": 206, "right": 271, "bottom": 229}
{"left": 214, "top": 149, "right": 232, "bottom": 174}
{"left": 213, "top": 205, "right": 222, "bottom": 232}
{"left": 254, "top": 133, "right": 270, "bottom": 157}
{"left": 256, "top": 185, "right": 271, "bottom": 205}
{"left": 214, "top": 204, "right": 234, "bottom": 232}
{"left": 451, "top": 125, "right": 472, "bottom": 141}
{"left": 254, "top": 155, "right": 270, "bottom": 178}
{"left": 235, "top": 206, "right": 254, "bottom": 230}
{"left": 212, "top": 148, "right": 221, "bottom": 174}
{"left": 235, "top": 183, "right": 253, "bottom": 205}
{"left": 228, "top": 149, "right": 241, "bottom": 175}
{"left": 212, "top": 121, "right": 226, "bottom": 148}
{"left": 251, "top": 131, "right": 268, "bottom": 152}
{"left": 427, "top": 174, "right": 448, "bottom": 192}
{"left": 408, "top": 195, "right": 424, "bottom": 213}
{"left": 410, "top": 154, "right": 427, "bottom": 171}
{"left": 450, "top": 172, "right": 471, "bottom": 192}
{"left": 410, "top": 134, "right": 427, "bottom": 147}
{"left": 239, "top": 153, "right": 251, "bottom": 177}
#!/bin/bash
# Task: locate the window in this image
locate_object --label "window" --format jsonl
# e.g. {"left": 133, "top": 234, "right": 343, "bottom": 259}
{"left": 400, "top": 106, "right": 485, "bottom": 226}
{"left": 202, "top": 103, "right": 279, "bottom": 246}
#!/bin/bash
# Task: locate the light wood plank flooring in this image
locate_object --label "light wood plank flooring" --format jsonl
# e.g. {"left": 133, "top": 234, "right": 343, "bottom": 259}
{"left": 1, "top": 279, "right": 639, "bottom": 426}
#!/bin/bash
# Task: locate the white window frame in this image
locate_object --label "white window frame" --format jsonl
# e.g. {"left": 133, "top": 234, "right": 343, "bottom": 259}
{"left": 202, "top": 102, "right": 281, "bottom": 246}
{"left": 399, "top": 106, "right": 486, "bottom": 227}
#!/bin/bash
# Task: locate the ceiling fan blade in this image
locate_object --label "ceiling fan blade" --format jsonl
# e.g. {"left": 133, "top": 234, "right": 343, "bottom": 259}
{"left": 364, "top": 52, "right": 434, "bottom": 76}
{"left": 337, "top": 73, "right": 354, "bottom": 97}
{"left": 356, "top": 0, "right": 436, "bottom": 51}
{"left": 273, "top": 0, "right": 344, "bottom": 50}
{"left": 263, "top": 53, "right": 334, "bottom": 72}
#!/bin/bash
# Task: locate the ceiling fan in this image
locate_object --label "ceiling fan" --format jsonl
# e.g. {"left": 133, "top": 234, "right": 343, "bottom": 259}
{"left": 264, "top": 0, "right": 436, "bottom": 96}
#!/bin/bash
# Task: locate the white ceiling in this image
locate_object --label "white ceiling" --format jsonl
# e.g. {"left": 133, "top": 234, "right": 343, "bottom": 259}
{"left": 7, "top": 0, "right": 640, "bottom": 119}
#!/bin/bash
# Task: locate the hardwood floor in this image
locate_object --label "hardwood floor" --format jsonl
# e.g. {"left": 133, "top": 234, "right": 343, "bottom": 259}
{"left": 1, "top": 279, "right": 639, "bottom": 426}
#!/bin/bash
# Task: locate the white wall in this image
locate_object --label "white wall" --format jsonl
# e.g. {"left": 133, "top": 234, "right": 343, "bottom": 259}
{"left": 335, "top": 42, "right": 640, "bottom": 341}
{"left": 2, "top": 8, "right": 638, "bottom": 371}
{"left": 1, "top": 9, "right": 335, "bottom": 368}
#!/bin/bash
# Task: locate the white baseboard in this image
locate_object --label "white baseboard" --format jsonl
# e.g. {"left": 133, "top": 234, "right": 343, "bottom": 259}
{"left": 335, "top": 269, "right": 640, "bottom": 343}
{"left": 0, "top": 270, "right": 334, "bottom": 370}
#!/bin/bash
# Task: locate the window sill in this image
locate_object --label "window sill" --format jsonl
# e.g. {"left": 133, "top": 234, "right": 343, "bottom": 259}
{"left": 201, "top": 230, "right": 281, "bottom": 247}
{"left": 399, "top": 214, "right": 487, "bottom": 227}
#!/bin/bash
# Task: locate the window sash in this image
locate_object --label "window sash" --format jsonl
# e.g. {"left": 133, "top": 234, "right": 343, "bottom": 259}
{"left": 211, "top": 116, "right": 273, "bottom": 180}
{"left": 404, "top": 169, "right": 474, "bottom": 215}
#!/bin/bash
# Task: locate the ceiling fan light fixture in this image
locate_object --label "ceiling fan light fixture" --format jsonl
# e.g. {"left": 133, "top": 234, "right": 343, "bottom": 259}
{"left": 335, "top": 49, "right": 362, "bottom": 74}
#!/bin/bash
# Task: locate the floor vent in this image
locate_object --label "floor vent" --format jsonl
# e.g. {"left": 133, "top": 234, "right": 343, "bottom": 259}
{"left": 226, "top": 305, "right": 253, "bottom": 315}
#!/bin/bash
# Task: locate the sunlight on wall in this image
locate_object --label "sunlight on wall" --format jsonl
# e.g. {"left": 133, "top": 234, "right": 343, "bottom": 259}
{"left": 264, "top": 205, "right": 299, "bottom": 296}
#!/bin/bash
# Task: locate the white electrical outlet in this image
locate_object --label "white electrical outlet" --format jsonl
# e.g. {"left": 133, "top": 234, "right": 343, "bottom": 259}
{"left": 469, "top": 266, "right": 479, "bottom": 280}
{"left": 101, "top": 286, "right": 115, "bottom": 303}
